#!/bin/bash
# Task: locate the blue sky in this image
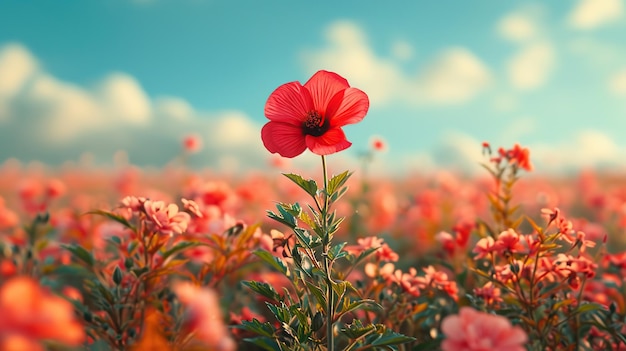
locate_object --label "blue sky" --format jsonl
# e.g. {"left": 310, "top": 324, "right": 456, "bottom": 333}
{"left": 0, "top": 0, "right": 625, "bottom": 174}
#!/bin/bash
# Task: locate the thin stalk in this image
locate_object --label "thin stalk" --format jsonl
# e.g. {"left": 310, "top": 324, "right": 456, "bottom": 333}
{"left": 321, "top": 155, "right": 335, "bottom": 351}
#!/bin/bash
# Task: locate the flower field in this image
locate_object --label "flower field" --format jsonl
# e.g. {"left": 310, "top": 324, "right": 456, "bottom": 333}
{"left": 1, "top": 71, "right": 626, "bottom": 351}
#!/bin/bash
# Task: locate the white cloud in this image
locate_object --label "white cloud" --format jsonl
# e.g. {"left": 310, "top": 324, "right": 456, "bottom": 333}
{"left": 98, "top": 73, "right": 151, "bottom": 124}
{"left": 532, "top": 130, "right": 626, "bottom": 172}
{"left": 609, "top": 68, "right": 626, "bottom": 95}
{"left": 413, "top": 48, "right": 491, "bottom": 104}
{"left": 507, "top": 41, "right": 556, "bottom": 90}
{"left": 155, "top": 97, "right": 194, "bottom": 120}
{"left": 302, "top": 21, "right": 492, "bottom": 107}
{"left": 0, "top": 43, "right": 38, "bottom": 98}
{"left": 0, "top": 44, "right": 39, "bottom": 121}
{"left": 498, "top": 12, "right": 539, "bottom": 42}
{"left": 0, "top": 43, "right": 268, "bottom": 172}
{"left": 568, "top": 0, "right": 625, "bottom": 30}
{"left": 391, "top": 40, "right": 414, "bottom": 61}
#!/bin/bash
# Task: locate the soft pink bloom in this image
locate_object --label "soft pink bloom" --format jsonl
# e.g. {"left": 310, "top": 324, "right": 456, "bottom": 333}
{"left": 173, "top": 282, "right": 236, "bottom": 351}
{"left": 493, "top": 229, "right": 525, "bottom": 255}
{"left": 143, "top": 200, "right": 191, "bottom": 235}
{"left": 441, "top": 307, "right": 527, "bottom": 351}
{"left": 182, "top": 198, "right": 203, "bottom": 218}
{"left": 262, "top": 70, "right": 369, "bottom": 157}
{"left": 473, "top": 237, "right": 496, "bottom": 259}
{"left": 0, "top": 277, "right": 85, "bottom": 348}
{"left": 120, "top": 195, "right": 146, "bottom": 212}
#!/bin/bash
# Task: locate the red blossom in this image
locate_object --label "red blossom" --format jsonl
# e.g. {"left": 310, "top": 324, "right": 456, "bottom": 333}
{"left": 261, "top": 70, "right": 369, "bottom": 158}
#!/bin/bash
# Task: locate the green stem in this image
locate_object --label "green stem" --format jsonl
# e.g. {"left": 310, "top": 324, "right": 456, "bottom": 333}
{"left": 321, "top": 155, "right": 334, "bottom": 351}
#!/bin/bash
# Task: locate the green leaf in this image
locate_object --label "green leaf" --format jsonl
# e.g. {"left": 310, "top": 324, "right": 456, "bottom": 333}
{"left": 283, "top": 173, "right": 318, "bottom": 198}
{"left": 254, "top": 250, "right": 289, "bottom": 276}
{"left": 340, "top": 319, "right": 376, "bottom": 339}
{"left": 242, "top": 337, "right": 281, "bottom": 351}
{"left": 338, "top": 299, "right": 381, "bottom": 318}
{"left": 574, "top": 303, "right": 604, "bottom": 315}
{"left": 293, "top": 227, "right": 320, "bottom": 248}
{"left": 328, "top": 242, "right": 347, "bottom": 261}
{"left": 239, "top": 318, "right": 276, "bottom": 338}
{"left": 305, "top": 282, "right": 327, "bottom": 307}
{"left": 62, "top": 244, "right": 95, "bottom": 267}
{"left": 243, "top": 281, "right": 282, "bottom": 302}
{"left": 86, "top": 210, "right": 136, "bottom": 231}
{"left": 327, "top": 170, "right": 352, "bottom": 196}
{"left": 161, "top": 241, "right": 200, "bottom": 261}
{"left": 411, "top": 338, "right": 441, "bottom": 350}
{"left": 368, "top": 330, "right": 416, "bottom": 346}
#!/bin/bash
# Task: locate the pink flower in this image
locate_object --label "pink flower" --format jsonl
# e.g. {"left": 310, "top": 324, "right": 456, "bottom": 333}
{"left": 494, "top": 229, "right": 525, "bottom": 255}
{"left": 173, "top": 282, "right": 236, "bottom": 351}
{"left": 143, "top": 200, "right": 191, "bottom": 235}
{"left": 182, "top": 198, "right": 203, "bottom": 218}
{"left": 473, "top": 236, "right": 496, "bottom": 259}
{"left": 261, "top": 70, "right": 369, "bottom": 158}
{"left": 441, "top": 307, "right": 527, "bottom": 351}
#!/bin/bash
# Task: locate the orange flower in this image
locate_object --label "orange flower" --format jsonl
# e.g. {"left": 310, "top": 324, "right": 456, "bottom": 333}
{"left": 0, "top": 277, "right": 84, "bottom": 348}
{"left": 173, "top": 281, "right": 236, "bottom": 351}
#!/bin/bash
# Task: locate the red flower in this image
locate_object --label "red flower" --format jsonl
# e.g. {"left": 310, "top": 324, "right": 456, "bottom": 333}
{"left": 261, "top": 70, "right": 369, "bottom": 158}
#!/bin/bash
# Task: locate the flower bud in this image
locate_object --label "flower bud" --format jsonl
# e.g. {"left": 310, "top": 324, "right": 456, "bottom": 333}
{"left": 113, "top": 266, "right": 123, "bottom": 286}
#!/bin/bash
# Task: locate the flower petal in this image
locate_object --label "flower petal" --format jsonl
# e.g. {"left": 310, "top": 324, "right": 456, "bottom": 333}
{"left": 326, "top": 87, "right": 369, "bottom": 127}
{"left": 261, "top": 121, "right": 307, "bottom": 158}
{"left": 303, "top": 70, "right": 349, "bottom": 113}
{"left": 305, "top": 127, "right": 351, "bottom": 155}
{"left": 265, "top": 81, "right": 314, "bottom": 125}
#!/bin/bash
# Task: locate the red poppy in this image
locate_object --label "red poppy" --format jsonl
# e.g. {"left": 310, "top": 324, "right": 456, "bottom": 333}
{"left": 261, "top": 70, "right": 369, "bottom": 158}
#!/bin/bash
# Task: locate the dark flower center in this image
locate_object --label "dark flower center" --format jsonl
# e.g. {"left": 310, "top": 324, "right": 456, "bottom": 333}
{"left": 302, "top": 111, "right": 329, "bottom": 137}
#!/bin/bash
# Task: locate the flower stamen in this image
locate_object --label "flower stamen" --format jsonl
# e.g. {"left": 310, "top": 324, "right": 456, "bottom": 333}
{"left": 303, "top": 111, "right": 329, "bottom": 137}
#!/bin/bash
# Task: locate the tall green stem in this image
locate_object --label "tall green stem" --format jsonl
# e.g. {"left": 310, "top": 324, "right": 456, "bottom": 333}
{"left": 321, "top": 155, "right": 334, "bottom": 350}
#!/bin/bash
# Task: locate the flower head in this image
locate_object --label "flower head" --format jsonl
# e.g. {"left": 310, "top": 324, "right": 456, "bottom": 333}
{"left": 143, "top": 200, "right": 191, "bottom": 235}
{"left": 262, "top": 70, "right": 369, "bottom": 158}
{"left": 441, "top": 307, "right": 527, "bottom": 351}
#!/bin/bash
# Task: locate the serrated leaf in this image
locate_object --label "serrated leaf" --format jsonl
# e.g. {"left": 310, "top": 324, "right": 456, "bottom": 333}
{"left": 340, "top": 320, "right": 376, "bottom": 339}
{"left": 369, "top": 330, "right": 415, "bottom": 346}
{"left": 254, "top": 250, "right": 289, "bottom": 276}
{"left": 305, "top": 282, "right": 327, "bottom": 307}
{"left": 327, "top": 170, "right": 352, "bottom": 196}
{"left": 242, "top": 337, "right": 281, "bottom": 351}
{"left": 283, "top": 173, "right": 318, "bottom": 198}
{"left": 338, "top": 299, "right": 381, "bottom": 318}
{"left": 239, "top": 319, "right": 276, "bottom": 338}
{"left": 328, "top": 242, "right": 347, "bottom": 261}
{"left": 243, "top": 281, "right": 281, "bottom": 302}
{"left": 62, "top": 244, "right": 95, "bottom": 267}
{"left": 267, "top": 210, "right": 296, "bottom": 229}
{"left": 293, "top": 227, "right": 320, "bottom": 249}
